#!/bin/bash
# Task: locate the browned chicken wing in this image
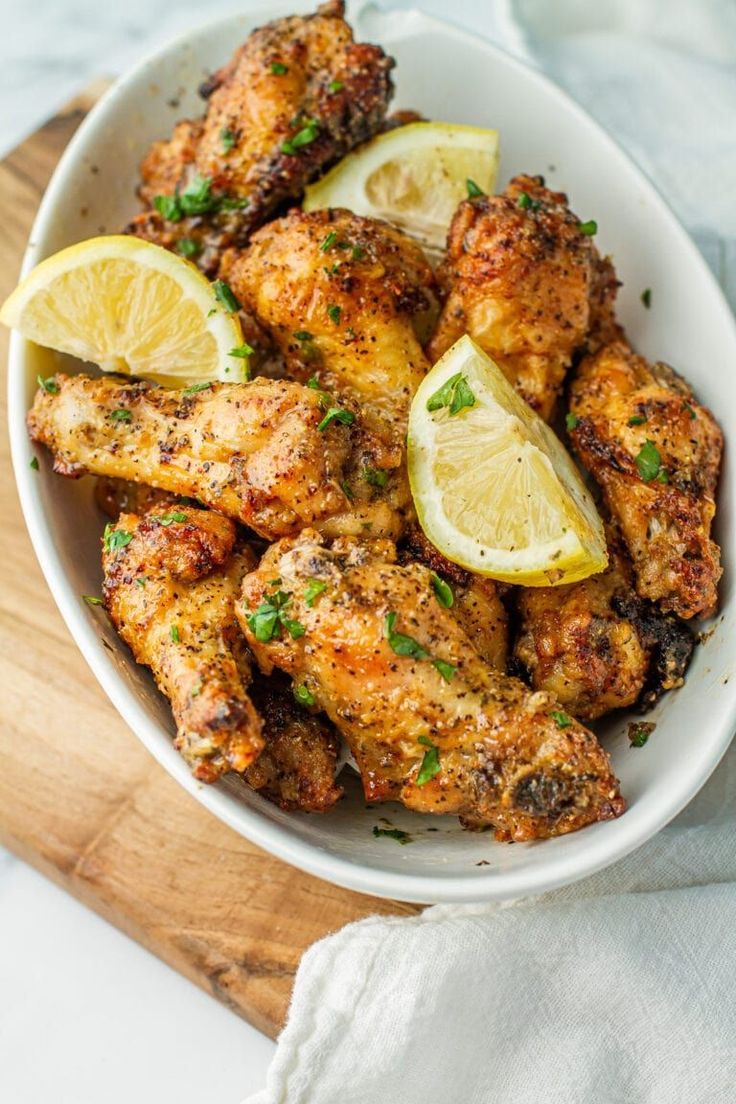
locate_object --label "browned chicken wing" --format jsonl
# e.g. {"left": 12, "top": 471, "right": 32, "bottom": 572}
{"left": 127, "top": 1, "right": 394, "bottom": 274}
{"left": 225, "top": 207, "right": 437, "bottom": 449}
{"left": 102, "top": 505, "right": 262, "bottom": 781}
{"left": 94, "top": 476, "right": 177, "bottom": 518}
{"left": 236, "top": 530, "right": 624, "bottom": 842}
{"left": 28, "top": 373, "right": 407, "bottom": 540}
{"left": 514, "top": 527, "right": 694, "bottom": 720}
{"left": 569, "top": 341, "right": 723, "bottom": 619}
{"left": 428, "top": 174, "right": 605, "bottom": 421}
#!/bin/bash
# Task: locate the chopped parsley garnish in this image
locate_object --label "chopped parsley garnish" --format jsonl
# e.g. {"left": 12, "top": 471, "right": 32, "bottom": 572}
{"left": 154, "top": 176, "right": 245, "bottom": 221}
{"left": 629, "top": 721, "right": 655, "bottom": 748}
{"left": 372, "top": 825, "right": 411, "bottom": 844}
{"left": 220, "top": 127, "right": 236, "bottom": 151}
{"left": 247, "top": 588, "right": 304, "bottom": 642}
{"left": 685, "top": 402, "right": 697, "bottom": 420}
{"left": 294, "top": 330, "right": 314, "bottom": 342}
{"left": 29, "top": 456, "right": 39, "bottom": 471}
{"left": 213, "top": 279, "right": 240, "bottom": 313}
{"left": 175, "top": 237, "right": 200, "bottom": 258}
{"left": 430, "top": 571, "right": 454, "bottom": 609}
{"left": 550, "top": 710, "right": 573, "bottom": 729}
{"left": 641, "top": 288, "right": 652, "bottom": 309}
{"left": 229, "top": 343, "right": 254, "bottom": 364}
{"left": 170, "top": 624, "right": 180, "bottom": 643}
{"left": 433, "top": 659, "right": 456, "bottom": 683}
{"left": 183, "top": 381, "right": 212, "bottom": 396}
{"left": 416, "top": 735, "right": 441, "bottom": 785}
{"left": 517, "top": 191, "right": 540, "bottom": 211}
{"left": 317, "top": 406, "right": 354, "bottom": 432}
{"left": 351, "top": 245, "right": 365, "bottom": 260}
{"left": 341, "top": 480, "right": 355, "bottom": 501}
{"left": 628, "top": 414, "right": 647, "bottom": 426}
{"left": 157, "top": 511, "right": 188, "bottom": 526}
{"left": 565, "top": 412, "right": 579, "bottom": 431}
{"left": 578, "top": 219, "right": 598, "bottom": 236}
{"left": 110, "top": 408, "right": 132, "bottom": 422}
{"left": 191, "top": 682, "right": 202, "bottom": 698}
{"left": 281, "top": 118, "right": 320, "bottom": 155}
{"left": 384, "top": 612, "right": 429, "bottom": 660}
{"left": 37, "top": 374, "right": 59, "bottom": 394}
{"left": 466, "top": 178, "right": 484, "bottom": 198}
{"left": 282, "top": 617, "right": 306, "bottom": 639}
{"left": 320, "top": 231, "right": 338, "bottom": 252}
{"left": 327, "top": 303, "right": 342, "bottom": 324}
{"left": 219, "top": 195, "right": 250, "bottom": 211}
{"left": 328, "top": 79, "right": 344, "bottom": 93}
{"left": 426, "top": 372, "right": 476, "bottom": 417}
{"left": 82, "top": 595, "right": 103, "bottom": 606}
{"left": 136, "top": 576, "right": 147, "bottom": 588}
{"left": 153, "top": 194, "right": 182, "bottom": 221}
{"left": 635, "top": 440, "right": 665, "bottom": 482}
{"left": 270, "top": 61, "right": 289, "bottom": 75}
{"left": 293, "top": 683, "right": 315, "bottom": 707}
{"left": 103, "top": 524, "right": 132, "bottom": 554}
{"left": 179, "top": 175, "right": 218, "bottom": 216}
{"left": 304, "top": 578, "right": 327, "bottom": 607}
{"left": 363, "top": 466, "right": 388, "bottom": 489}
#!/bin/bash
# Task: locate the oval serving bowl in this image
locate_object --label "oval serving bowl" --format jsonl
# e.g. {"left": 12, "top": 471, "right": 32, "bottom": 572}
{"left": 8, "top": 0, "right": 736, "bottom": 904}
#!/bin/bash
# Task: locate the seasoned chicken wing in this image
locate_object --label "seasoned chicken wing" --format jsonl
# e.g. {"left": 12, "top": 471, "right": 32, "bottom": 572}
{"left": 236, "top": 530, "right": 624, "bottom": 841}
{"left": 514, "top": 527, "right": 694, "bottom": 720}
{"left": 94, "top": 476, "right": 177, "bottom": 519}
{"left": 102, "top": 505, "right": 262, "bottom": 781}
{"left": 225, "top": 208, "right": 437, "bottom": 448}
{"left": 127, "top": 1, "right": 394, "bottom": 274}
{"left": 569, "top": 341, "right": 723, "bottom": 619}
{"left": 28, "top": 373, "right": 407, "bottom": 540}
{"left": 428, "top": 174, "right": 604, "bottom": 421}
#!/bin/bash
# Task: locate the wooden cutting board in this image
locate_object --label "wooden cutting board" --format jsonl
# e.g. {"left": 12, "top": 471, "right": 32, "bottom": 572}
{"left": 0, "top": 86, "right": 418, "bottom": 1039}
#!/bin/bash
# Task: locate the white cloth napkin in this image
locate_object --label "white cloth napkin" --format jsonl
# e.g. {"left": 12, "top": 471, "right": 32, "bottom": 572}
{"left": 245, "top": 3, "right": 736, "bottom": 1101}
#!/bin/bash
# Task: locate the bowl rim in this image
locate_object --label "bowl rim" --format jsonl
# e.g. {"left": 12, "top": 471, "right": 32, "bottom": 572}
{"left": 7, "top": 2, "right": 736, "bottom": 905}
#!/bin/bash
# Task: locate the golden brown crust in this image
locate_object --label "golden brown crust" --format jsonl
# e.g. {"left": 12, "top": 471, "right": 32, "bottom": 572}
{"left": 237, "top": 530, "right": 624, "bottom": 842}
{"left": 570, "top": 341, "right": 723, "bottom": 619}
{"left": 428, "top": 174, "right": 601, "bottom": 422}
{"left": 94, "top": 477, "right": 177, "bottom": 519}
{"left": 102, "top": 505, "right": 263, "bottom": 781}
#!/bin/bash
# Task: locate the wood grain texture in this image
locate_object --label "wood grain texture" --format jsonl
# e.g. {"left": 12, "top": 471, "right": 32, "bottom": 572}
{"left": 0, "top": 87, "right": 417, "bottom": 1040}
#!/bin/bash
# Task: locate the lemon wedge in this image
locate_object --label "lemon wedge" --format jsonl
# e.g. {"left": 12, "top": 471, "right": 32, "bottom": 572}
{"left": 408, "top": 335, "right": 607, "bottom": 585}
{"left": 303, "top": 122, "right": 499, "bottom": 256}
{"left": 0, "top": 235, "right": 250, "bottom": 386}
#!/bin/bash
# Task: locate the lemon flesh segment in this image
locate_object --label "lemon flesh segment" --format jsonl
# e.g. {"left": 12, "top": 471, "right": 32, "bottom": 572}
{"left": 408, "top": 336, "right": 608, "bottom": 586}
{"left": 303, "top": 122, "right": 499, "bottom": 255}
{"left": 0, "top": 235, "right": 249, "bottom": 386}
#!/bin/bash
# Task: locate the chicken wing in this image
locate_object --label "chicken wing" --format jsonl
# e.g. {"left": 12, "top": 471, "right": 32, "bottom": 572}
{"left": 28, "top": 373, "right": 407, "bottom": 540}
{"left": 236, "top": 530, "right": 624, "bottom": 841}
{"left": 102, "top": 504, "right": 262, "bottom": 781}
{"left": 428, "top": 174, "right": 604, "bottom": 421}
{"left": 513, "top": 527, "right": 694, "bottom": 720}
{"left": 127, "top": 1, "right": 394, "bottom": 274}
{"left": 569, "top": 340, "right": 723, "bottom": 619}
{"left": 225, "top": 208, "right": 437, "bottom": 449}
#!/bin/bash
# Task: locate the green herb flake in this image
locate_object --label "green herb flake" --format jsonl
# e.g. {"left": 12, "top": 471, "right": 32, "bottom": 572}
{"left": 218, "top": 195, "right": 250, "bottom": 211}
{"left": 304, "top": 578, "right": 327, "bottom": 607}
{"left": 213, "top": 279, "right": 241, "bottom": 313}
{"left": 635, "top": 439, "right": 663, "bottom": 482}
{"left": 103, "top": 524, "right": 132, "bottom": 554}
{"left": 341, "top": 480, "right": 355, "bottom": 501}
{"left": 83, "top": 595, "right": 104, "bottom": 606}
{"left": 220, "top": 127, "right": 236, "bottom": 151}
{"left": 136, "top": 576, "right": 147, "bottom": 588}
{"left": 293, "top": 683, "right": 315, "bottom": 707}
{"left": 270, "top": 61, "right": 289, "bottom": 75}
{"left": 433, "top": 658, "right": 456, "bottom": 683}
{"left": 384, "top": 612, "right": 429, "bottom": 660}
{"left": 247, "top": 602, "right": 282, "bottom": 643}
{"left": 426, "top": 372, "right": 476, "bottom": 417}
{"left": 175, "top": 237, "right": 200, "bottom": 258}
{"left": 29, "top": 456, "right": 39, "bottom": 471}
{"left": 550, "top": 709, "right": 573, "bottom": 729}
{"left": 565, "top": 412, "right": 579, "bottom": 431}
{"left": 328, "top": 79, "right": 344, "bottom": 93}
{"left": 327, "top": 303, "right": 342, "bottom": 324}
{"left": 317, "top": 406, "right": 355, "bottom": 432}
{"left": 37, "top": 374, "right": 59, "bottom": 394}
{"left": 629, "top": 720, "right": 655, "bottom": 748}
{"left": 281, "top": 118, "right": 320, "bottom": 155}
{"left": 294, "top": 331, "right": 314, "bottom": 342}
{"left": 641, "top": 288, "right": 652, "bottom": 309}
{"left": 517, "top": 191, "right": 540, "bottom": 211}
{"left": 351, "top": 245, "right": 365, "bottom": 260}
{"left": 179, "top": 175, "right": 217, "bottom": 216}
{"left": 430, "top": 571, "right": 454, "bottom": 609}
{"left": 363, "top": 466, "right": 388, "bottom": 489}
{"left": 466, "top": 178, "right": 485, "bottom": 198}
{"left": 685, "top": 402, "right": 697, "bottom": 420}
{"left": 628, "top": 414, "right": 647, "bottom": 426}
{"left": 170, "top": 624, "right": 180, "bottom": 643}
{"left": 282, "top": 617, "right": 306, "bottom": 639}
{"left": 191, "top": 682, "right": 202, "bottom": 698}
{"left": 372, "top": 825, "right": 412, "bottom": 844}
{"left": 157, "top": 511, "right": 188, "bottom": 526}
{"left": 320, "top": 231, "right": 338, "bottom": 253}
{"left": 416, "top": 735, "right": 441, "bottom": 785}
{"left": 154, "top": 194, "right": 182, "bottom": 221}
{"left": 183, "top": 382, "right": 212, "bottom": 396}
{"left": 109, "top": 408, "right": 132, "bottom": 422}
{"left": 230, "top": 343, "right": 254, "bottom": 360}
{"left": 578, "top": 219, "right": 598, "bottom": 236}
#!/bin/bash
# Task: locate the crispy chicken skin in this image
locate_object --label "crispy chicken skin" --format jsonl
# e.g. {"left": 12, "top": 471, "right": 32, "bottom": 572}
{"left": 128, "top": 1, "right": 394, "bottom": 273}
{"left": 428, "top": 174, "right": 602, "bottom": 421}
{"left": 246, "top": 678, "right": 343, "bottom": 812}
{"left": 225, "top": 208, "right": 437, "bottom": 448}
{"left": 514, "top": 528, "right": 694, "bottom": 720}
{"left": 102, "top": 505, "right": 263, "bottom": 781}
{"left": 94, "top": 476, "right": 176, "bottom": 519}
{"left": 401, "top": 526, "right": 508, "bottom": 672}
{"left": 28, "top": 373, "right": 406, "bottom": 540}
{"left": 236, "top": 530, "right": 624, "bottom": 841}
{"left": 570, "top": 341, "right": 723, "bottom": 619}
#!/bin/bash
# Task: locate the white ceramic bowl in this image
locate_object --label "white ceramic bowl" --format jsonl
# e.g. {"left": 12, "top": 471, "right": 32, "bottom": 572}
{"left": 8, "top": 1, "right": 736, "bottom": 904}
